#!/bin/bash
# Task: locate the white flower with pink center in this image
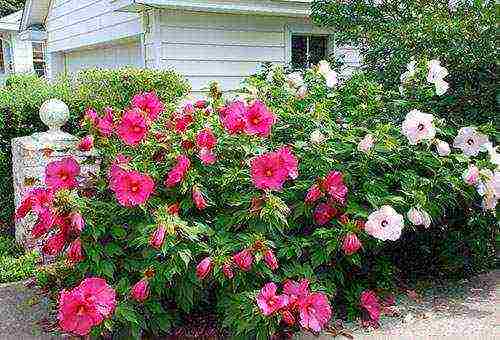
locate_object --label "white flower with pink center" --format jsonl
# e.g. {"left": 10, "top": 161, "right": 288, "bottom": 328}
{"left": 453, "top": 127, "right": 489, "bottom": 157}
{"left": 401, "top": 109, "right": 436, "bottom": 145}
{"left": 407, "top": 207, "right": 431, "bottom": 228}
{"left": 365, "top": 206, "right": 404, "bottom": 241}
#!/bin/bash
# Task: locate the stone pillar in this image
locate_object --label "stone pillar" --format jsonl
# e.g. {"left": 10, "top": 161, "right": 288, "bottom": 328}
{"left": 12, "top": 99, "right": 97, "bottom": 250}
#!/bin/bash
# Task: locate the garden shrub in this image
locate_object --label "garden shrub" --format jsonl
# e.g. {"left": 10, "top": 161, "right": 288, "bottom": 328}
{"left": 0, "top": 234, "right": 40, "bottom": 283}
{"left": 19, "top": 57, "right": 497, "bottom": 338}
{"left": 311, "top": 0, "right": 496, "bottom": 126}
{"left": 0, "top": 68, "right": 190, "bottom": 232}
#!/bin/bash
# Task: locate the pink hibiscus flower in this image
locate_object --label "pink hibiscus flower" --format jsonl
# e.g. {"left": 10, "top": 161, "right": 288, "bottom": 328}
{"left": 96, "top": 109, "right": 114, "bottom": 137}
{"left": 132, "top": 92, "right": 164, "bottom": 122}
{"left": 322, "top": 171, "right": 348, "bottom": 205}
{"left": 31, "top": 209, "right": 56, "bottom": 238}
{"left": 110, "top": 169, "right": 155, "bottom": 207}
{"left": 244, "top": 100, "right": 276, "bottom": 137}
{"left": 116, "top": 108, "right": 149, "bottom": 146}
{"left": 45, "top": 157, "right": 80, "bottom": 191}
{"left": 232, "top": 249, "right": 253, "bottom": 271}
{"left": 277, "top": 146, "right": 299, "bottom": 180}
{"left": 283, "top": 279, "right": 310, "bottom": 307}
{"left": 256, "top": 282, "right": 289, "bottom": 316}
{"left": 298, "top": 292, "right": 332, "bottom": 332}
{"left": 196, "top": 128, "right": 217, "bottom": 150}
{"left": 360, "top": 290, "right": 381, "bottom": 326}
{"left": 58, "top": 278, "right": 116, "bottom": 336}
{"left": 219, "top": 101, "right": 246, "bottom": 134}
{"left": 198, "top": 148, "right": 217, "bottom": 165}
{"left": 263, "top": 249, "right": 279, "bottom": 271}
{"left": 68, "top": 238, "right": 85, "bottom": 264}
{"left": 165, "top": 155, "right": 191, "bottom": 188}
{"left": 42, "top": 232, "right": 66, "bottom": 255}
{"left": 16, "top": 187, "right": 54, "bottom": 220}
{"left": 251, "top": 152, "right": 289, "bottom": 191}
{"left": 401, "top": 109, "right": 436, "bottom": 145}
{"left": 172, "top": 112, "right": 194, "bottom": 133}
{"left": 313, "top": 203, "right": 337, "bottom": 225}
{"left": 78, "top": 135, "right": 94, "bottom": 152}
{"left": 365, "top": 205, "right": 404, "bottom": 241}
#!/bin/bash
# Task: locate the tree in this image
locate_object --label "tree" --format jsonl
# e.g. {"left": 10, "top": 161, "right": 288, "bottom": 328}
{"left": 0, "top": 0, "right": 25, "bottom": 17}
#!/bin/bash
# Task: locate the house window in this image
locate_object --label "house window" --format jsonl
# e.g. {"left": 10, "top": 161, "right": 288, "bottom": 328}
{"left": 0, "top": 40, "right": 4, "bottom": 73}
{"left": 291, "top": 34, "right": 328, "bottom": 69}
{"left": 32, "top": 42, "right": 46, "bottom": 77}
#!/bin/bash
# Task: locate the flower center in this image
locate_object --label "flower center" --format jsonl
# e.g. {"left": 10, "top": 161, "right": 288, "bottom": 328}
{"left": 381, "top": 220, "right": 388, "bottom": 227}
{"left": 417, "top": 123, "right": 425, "bottom": 131}
{"left": 467, "top": 138, "right": 475, "bottom": 145}
{"left": 265, "top": 169, "right": 273, "bottom": 177}
{"left": 133, "top": 126, "right": 142, "bottom": 133}
{"left": 76, "top": 305, "right": 86, "bottom": 316}
{"left": 60, "top": 174, "right": 68, "bottom": 181}
{"left": 251, "top": 116, "right": 261, "bottom": 125}
{"left": 130, "top": 184, "right": 139, "bottom": 193}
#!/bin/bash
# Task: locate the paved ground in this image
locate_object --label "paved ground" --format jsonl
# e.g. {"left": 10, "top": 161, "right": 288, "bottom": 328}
{"left": 0, "top": 271, "right": 498, "bottom": 339}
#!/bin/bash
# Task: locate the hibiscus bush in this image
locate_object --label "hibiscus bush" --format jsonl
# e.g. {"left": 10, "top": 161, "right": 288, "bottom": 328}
{"left": 18, "top": 58, "right": 497, "bottom": 338}
{"left": 311, "top": 0, "right": 496, "bottom": 126}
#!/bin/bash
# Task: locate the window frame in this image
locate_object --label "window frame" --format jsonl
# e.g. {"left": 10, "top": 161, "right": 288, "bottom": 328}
{"left": 285, "top": 24, "right": 335, "bottom": 69}
{"left": 0, "top": 39, "right": 4, "bottom": 73}
{"left": 32, "top": 42, "right": 47, "bottom": 77}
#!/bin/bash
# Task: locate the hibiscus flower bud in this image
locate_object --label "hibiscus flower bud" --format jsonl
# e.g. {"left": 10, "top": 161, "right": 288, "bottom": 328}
{"left": 68, "top": 238, "right": 85, "bottom": 264}
{"left": 195, "top": 100, "right": 208, "bottom": 109}
{"left": 232, "top": 249, "right": 253, "bottom": 271}
{"left": 181, "top": 140, "right": 195, "bottom": 150}
{"left": 77, "top": 135, "right": 94, "bottom": 152}
{"left": 313, "top": 203, "right": 337, "bottom": 225}
{"left": 222, "top": 263, "right": 234, "bottom": 279}
{"left": 198, "top": 148, "right": 217, "bottom": 165}
{"left": 183, "top": 103, "right": 195, "bottom": 115}
{"left": 167, "top": 203, "right": 180, "bottom": 216}
{"left": 196, "top": 257, "right": 213, "bottom": 280}
{"left": 70, "top": 212, "right": 85, "bottom": 233}
{"left": 42, "top": 232, "right": 66, "bottom": 255}
{"left": 149, "top": 225, "right": 167, "bottom": 249}
{"left": 192, "top": 188, "right": 208, "bottom": 210}
{"left": 339, "top": 214, "right": 349, "bottom": 225}
{"left": 131, "top": 279, "right": 150, "bottom": 302}
{"left": 281, "top": 310, "right": 295, "bottom": 326}
{"left": 305, "top": 184, "right": 323, "bottom": 204}
{"left": 263, "top": 249, "right": 279, "bottom": 271}
{"left": 463, "top": 164, "right": 480, "bottom": 185}
{"left": 342, "top": 233, "right": 362, "bottom": 255}
{"left": 435, "top": 139, "right": 451, "bottom": 156}
{"left": 358, "top": 134, "right": 374, "bottom": 153}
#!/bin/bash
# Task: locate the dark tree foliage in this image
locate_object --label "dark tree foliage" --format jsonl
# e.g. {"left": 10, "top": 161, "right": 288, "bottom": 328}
{"left": 311, "top": 0, "right": 496, "bottom": 126}
{"left": 0, "top": 0, "right": 25, "bottom": 17}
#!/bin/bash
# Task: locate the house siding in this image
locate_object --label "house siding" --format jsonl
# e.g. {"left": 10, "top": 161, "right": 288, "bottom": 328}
{"left": 154, "top": 9, "right": 295, "bottom": 93}
{"left": 46, "top": 0, "right": 142, "bottom": 53}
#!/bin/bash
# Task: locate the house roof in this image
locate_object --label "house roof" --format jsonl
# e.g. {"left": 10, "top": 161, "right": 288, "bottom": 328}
{"left": 0, "top": 10, "right": 22, "bottom": 32}
{"left": 112, "top": 0, "right": 311, "bottom": 17}
{"left": 20, "top": 0, "right": 51, "bottom": 31}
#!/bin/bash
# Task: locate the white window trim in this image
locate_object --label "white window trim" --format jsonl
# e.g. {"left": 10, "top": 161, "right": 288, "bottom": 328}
{"left": 285, "top": 24, "right": 335, "bottom": 67}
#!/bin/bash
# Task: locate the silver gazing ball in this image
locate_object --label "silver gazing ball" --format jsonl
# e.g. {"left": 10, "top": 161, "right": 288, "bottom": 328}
{"left": 39, "top": 99, "right": 70, "bottom": 132}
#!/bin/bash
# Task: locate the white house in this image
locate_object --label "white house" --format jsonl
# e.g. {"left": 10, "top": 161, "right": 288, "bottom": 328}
{"left": 0, "top": 10, "right": 45, "bottom": 84}
{"left": 19, "top": 0, "right": 360, "bottom": 95}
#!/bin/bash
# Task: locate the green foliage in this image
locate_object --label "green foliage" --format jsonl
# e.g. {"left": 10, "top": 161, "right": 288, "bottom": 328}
{"left": 0, "top": 235, "right": 39, "bottom": 283}
{"left": 311, "top": 0, "right": 496, "bottom": 126}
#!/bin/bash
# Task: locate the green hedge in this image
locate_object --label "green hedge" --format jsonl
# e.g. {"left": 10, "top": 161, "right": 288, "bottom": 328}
{"left": 0, "top": 68, "right": 190, "bottom": 230}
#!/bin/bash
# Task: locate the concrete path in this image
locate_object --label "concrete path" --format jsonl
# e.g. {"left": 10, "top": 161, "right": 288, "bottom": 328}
{"left": 0, "top": 271, "right": 498, "bottom": 339}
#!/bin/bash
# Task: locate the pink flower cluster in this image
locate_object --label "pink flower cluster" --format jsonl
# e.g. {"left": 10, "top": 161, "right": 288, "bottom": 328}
{"left": 195, "top": 128, "right": 217, "bottom": 165}
{"left": 257, "top": 279, "right": 332, "bottom": 332}
{"left": 58, "top": 278, "right": 116, "bottom": 336}
{"left": 109, "top": 164, "right": 155, "bottom": 207}
{"left": 219, "top": 100, "right": 276, "bottom": 137}
{"left": 16, "top": 158, "right": 86, "bottom": 261}
{"left": 85, "top": 92, "right": 163, "bottom": 146}
{"left": 251, "top": 147, "right": 298, "bottom": 191}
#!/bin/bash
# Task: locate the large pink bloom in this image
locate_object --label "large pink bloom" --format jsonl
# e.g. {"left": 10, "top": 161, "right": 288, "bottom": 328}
{"left": 96, "top": 109, "right": 114, "bottom": 137}
{"left": 58, "top": 278, "right": 116, "bottom": 336}
{"left": 45, "top": 157, "right": 80, "bottom": 191}
{"left": 244, "top": 100, "right": 276, "bottom": 137}
{"left": 256, "top": 282, "right": 289, "bottom": 316}
{"left": 165, "top": 155, "right": 191, "bottom": 188}
{"left": 196, "top": 128, "right": 217, "bottom": 150}
{"left": 132, "top": 92, "right": 164, "bottom": 122}
{"left": 360, "top": 290, "right": 381, "bottom": 326}
{"left": 313, "top": 203, "right": 337, "bottom": 225}
{"left": 298, "top": 292, "right": 332, "bottom": 332}
{"left": 219, "top": 101, "right": 246, "bottom": 134}
{"left": 116, "top": 108, "right": 148, "bottom": 146}
{"left": 110, "top": 169, "right": 155, "bottom": 207}
{"left": 251, "top": 152, "right": 289, "bottom": 191}
{"left": 16, "top": 187, "right": 54, "bottom": 220}
{"left": 283, "top": 279, "right": 310, "bottom": 307}
{"left": 322, "top": 171, "right": 348, "bottom": 205}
